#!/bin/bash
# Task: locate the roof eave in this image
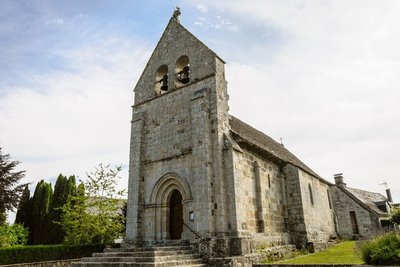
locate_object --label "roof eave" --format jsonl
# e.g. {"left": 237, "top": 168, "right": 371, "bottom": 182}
{"left": 231, "top": 129, "right": 333, "bottom": 185}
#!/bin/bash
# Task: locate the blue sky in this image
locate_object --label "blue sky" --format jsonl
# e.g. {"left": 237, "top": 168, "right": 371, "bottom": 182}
{"left": 1, "top": 1, "right": 400, "bottom": 222}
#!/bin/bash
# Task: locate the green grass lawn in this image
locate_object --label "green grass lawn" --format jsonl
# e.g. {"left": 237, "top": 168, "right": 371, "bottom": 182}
{"left": 277, "top": 241, "right": 364, "bottom": 264}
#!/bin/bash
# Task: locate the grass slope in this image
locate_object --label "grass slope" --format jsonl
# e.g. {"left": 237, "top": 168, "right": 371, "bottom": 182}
{"left": 279, "top": 241, "right": 364, "bottom": 264}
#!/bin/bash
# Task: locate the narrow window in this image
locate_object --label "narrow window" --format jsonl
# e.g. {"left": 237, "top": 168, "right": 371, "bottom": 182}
{"left": 175, "top": 56, "right": 190, "bottom": 86}
{"left": 155, "top": 65, "right": 169, "bottom": 95}
{"left": 349, "top": 211, "right": 359, "bottom": 234}
{"left": 308, "top": 184, "right": 314, "bottom": 205}
{"left": 327, "top": 189, "right": 332, "bottom": 209}
{"left": 267, "top": 174, "right": 271, "bottom": 188}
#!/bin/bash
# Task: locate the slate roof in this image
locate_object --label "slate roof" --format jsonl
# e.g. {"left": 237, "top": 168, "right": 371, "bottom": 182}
{"left": 345, "top": 187, "right": 389, "bottom": 216}
{"left": 228, "top": 116, "right": 391, "bottom": 217}
{"left": 229, "top": 115, "right": 330, "bottom": 184}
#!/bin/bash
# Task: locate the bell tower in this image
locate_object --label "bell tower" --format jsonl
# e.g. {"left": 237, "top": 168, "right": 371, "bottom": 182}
{"left": 126, "top": 9, "right": 232, "bottom": 250}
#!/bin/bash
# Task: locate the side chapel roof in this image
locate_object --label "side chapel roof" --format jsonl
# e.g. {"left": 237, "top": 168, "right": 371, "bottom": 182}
{"left": 229, "top": 115, "right": 329, "bottom": 184}
{"left": 345, "top": 187, "right": 389, "bottom": 216}
{"left": 229, "top": 116, "right": 390, "bottom": 217}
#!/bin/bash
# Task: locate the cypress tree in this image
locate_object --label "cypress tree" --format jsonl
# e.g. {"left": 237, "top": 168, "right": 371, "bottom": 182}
{"left": 25, "top": 197, "right": 34, "bottom": 244}
{"left": 45, "top": 174, "right": 77, "bottom": 244}
{"left": 15, "top": 185, "right": 30, "bottom": 226}
{"left": 40, "top": 182, "right": 52, "bottom": 244}
{"left": 31, "top": 180, "right": 52, "bottom": 244}
{"left": 31, "top": 181, "right": 44, "bottom": 243}
{"left": 48, "top": 174, "right": 68, "bottom": 244}
{"left": 67, "top": 175, "right": 77, "bottom": 196}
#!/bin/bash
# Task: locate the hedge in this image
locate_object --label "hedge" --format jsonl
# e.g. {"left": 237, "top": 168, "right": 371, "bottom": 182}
{"left": 357, "top": 231, "right": 400, "bottom": 265}
{"left": 0, "top": 244, "right": 105, "bottom": 265}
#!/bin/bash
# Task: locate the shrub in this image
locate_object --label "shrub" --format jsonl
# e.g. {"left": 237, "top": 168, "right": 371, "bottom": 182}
{"left": 61, "top": 164, "right": 126, "bottom": 245}
{"left": 0, "top": 244, "right": 104, "bottom": 265}
{"left": 0, "top": 223, "right": 29, "bottom": 247}
{"left": 390, "top": 207, "right": 400, "bottom": 225}
{"left": 357, "top": 232, "right": 400, "bottom": 265}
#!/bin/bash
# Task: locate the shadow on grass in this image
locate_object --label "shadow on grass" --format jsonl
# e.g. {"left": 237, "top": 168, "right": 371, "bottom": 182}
{"left": 267, "top": 241, "right": 364, "bottom": 265}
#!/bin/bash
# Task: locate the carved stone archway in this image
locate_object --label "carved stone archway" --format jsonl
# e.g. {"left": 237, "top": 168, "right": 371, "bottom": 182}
{"left": 149, "top": 172, "right": 192, "bottom": 240}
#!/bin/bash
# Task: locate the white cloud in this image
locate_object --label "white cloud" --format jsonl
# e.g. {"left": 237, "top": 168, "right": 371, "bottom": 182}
{"left": 198, "top": 0, "right": 400, "bottom": 201}
{"left": 46, "top": 18, "right": 64, "bottom": 25}
{"left": 0, "top": 36, "right": 150, "bottom": 221}
{"left": 196, "top": 4, "right": 208, "bottom": 13}
{"left": 194, "top": 14, "right": 237, "bottom": 32}
{"left": 3, "top": 1, "right": 400, "bottom": 225}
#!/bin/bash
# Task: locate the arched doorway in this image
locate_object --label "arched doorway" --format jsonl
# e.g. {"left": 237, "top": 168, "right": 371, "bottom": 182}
{"left": 169, "top": 190, "right": 183, "bottom": 239}
{"left": 149, "top": 172, "right": 192, "bottom": 241}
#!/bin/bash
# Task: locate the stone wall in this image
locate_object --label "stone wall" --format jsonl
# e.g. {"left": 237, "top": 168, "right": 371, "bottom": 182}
{"left": 1, "top": 259, "right": 78, "bottom": 267}
{"left": 127, "top": 16, "right": 232, "bottom": 245}
{"left": 298, "top": 169, "right": 336, "bottom": 245}
{"left": 231, "top": 145, "right": 290, "bottom": 246}
{"left": 126, "top": 13, "right": 340, "bottom": 256}
{"left": 256, "top": 264, "right": 389, "bottom": 267}
{"left": 131, "top": 77, "right": 218, "bottom": 242}
{"left": 283, "top": 164, "right": 306, "bottom": 246}
{"left": 133, "top": 18, "right": 218, "bottom": 105}
{"left": 206, "top": 245, "right": 295, "bottom": 267}
{"left": 283, "top": 164, "right": 336, "bottom": 248}
{"left": 331, "top": 185, "right": 380, "bottom": 239}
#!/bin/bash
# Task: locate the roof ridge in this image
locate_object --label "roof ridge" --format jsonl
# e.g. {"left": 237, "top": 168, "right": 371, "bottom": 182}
{"left": 339, "top": 186, "right": 388, "bottom": 216}
{"left": 229, "top": 115, "right": 330, "bottom": 184}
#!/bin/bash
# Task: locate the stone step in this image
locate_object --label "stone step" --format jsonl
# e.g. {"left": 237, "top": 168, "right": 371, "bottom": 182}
{"left": 81, "top": 254, "right": 200, "bottom": 263}
{"left": 92, "top": 250, "right": 194, "bottom": 257}
{"left": 71, "top": 258, "right": 204, "bottom": 267}
{"left": 73, "top": 244, "right": 205, "bottom": 267}
{"left": 104, "top": 246, "right": 191, "bottom": 253}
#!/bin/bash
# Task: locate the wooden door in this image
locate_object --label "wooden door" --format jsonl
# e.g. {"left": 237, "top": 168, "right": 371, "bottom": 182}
{"left": 169, "top": 190, "right": 183, "bottom": 239}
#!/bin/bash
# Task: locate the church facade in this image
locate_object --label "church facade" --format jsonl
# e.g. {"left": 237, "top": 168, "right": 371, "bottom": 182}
{"left": 125, "top": 14, "right": 392, "bottom": 257}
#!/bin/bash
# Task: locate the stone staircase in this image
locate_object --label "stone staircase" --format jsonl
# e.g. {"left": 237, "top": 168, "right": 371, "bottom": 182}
{"left": 70, "top": 244, "right": 207, "bottom": 267}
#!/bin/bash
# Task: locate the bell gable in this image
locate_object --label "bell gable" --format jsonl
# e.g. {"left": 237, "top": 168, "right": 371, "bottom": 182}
{"left": 133, "top": 16, "right": 224, "bottom": 105}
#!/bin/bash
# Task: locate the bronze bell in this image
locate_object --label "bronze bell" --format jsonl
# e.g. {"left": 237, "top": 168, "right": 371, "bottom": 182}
{"left": 180, "top": 66, "right": 190, "bottom": 84}
{"left": 160, "top": 74, "right": 168, "bottom": 91}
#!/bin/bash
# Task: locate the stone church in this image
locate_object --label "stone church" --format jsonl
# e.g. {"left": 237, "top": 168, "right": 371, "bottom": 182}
{"left": 124, "top": 12, "right": 396, "bottom": 256}
{"left": 73, "top": 11, "right": 395, "bottom": 267}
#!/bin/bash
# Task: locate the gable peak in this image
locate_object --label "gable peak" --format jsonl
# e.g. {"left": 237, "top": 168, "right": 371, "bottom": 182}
{"left": 172, "top": 6, "right": 181, "bottom": 23}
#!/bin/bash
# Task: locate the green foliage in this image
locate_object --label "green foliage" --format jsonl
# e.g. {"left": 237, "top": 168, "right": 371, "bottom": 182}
{"left": 357, "top": 232, "right": 400, "bottom": 265}
{"left": 0, "top": 147, "right": 26, "bottom": 224}
{"left": 0, "top": 223, "right": 29, "bottom": 247}
{"left": 47, "top": 174, "right": 76, "bottom": 244}
{"left": 31, "top": 180, "right": 53, "bottom": 244}
{"left": 14, "top": 174, "right": 77, "bottom": 245}
{"left": 0, "top": 244, "right": 104, "bottom": 264}
{"left": 61, "top": 164, "right": 126, "bottom": 245}
{"left": 15, "top": 185, "right": 30, "bottom": 226}
{"left": 15, "top": 186, "right": 33, "bottom": 242}
{"left": 0, "top": 212, "right": 6, "bottom": 226}
{"left": 390, "top": 207, "right": 400, "bottom": 225}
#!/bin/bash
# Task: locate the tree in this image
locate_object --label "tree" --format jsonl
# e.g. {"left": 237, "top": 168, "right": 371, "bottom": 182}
{"left": 48, "top": 174, "right": 76, "bottom": 244}
{"left": 67, "top": 175, "right": 77, "bottom": 196}
{"left": 0, "top": 223, "right": 29, "bottom": 247}
{"left": 0, "top": 148, "right": 26, "bottom": 224}
{"left": 61, "top": 164, "right": 126, "bottom": 244}
{"left": 390, "top": 207, "right": 400, "bottom": 225}
{"left": 15, "top": 185, "right": 30, "bottom": 226}
{"left": 31, "top": 180, "right": 52, "bottom": 244}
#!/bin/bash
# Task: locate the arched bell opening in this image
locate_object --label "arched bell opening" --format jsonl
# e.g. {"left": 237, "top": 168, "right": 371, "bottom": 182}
{"left": 168, "top": 189, "right": 183, "bottom": 240}
{"left": 155, "top": 65, "right": 169, "bottom": 95}
{"left": 175, "top": 56, "right": 190, "bottom": 87}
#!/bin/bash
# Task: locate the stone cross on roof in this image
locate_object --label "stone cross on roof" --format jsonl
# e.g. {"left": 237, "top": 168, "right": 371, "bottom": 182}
{"left": 172, "top": 7, "right": 181, "bottom": 22}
